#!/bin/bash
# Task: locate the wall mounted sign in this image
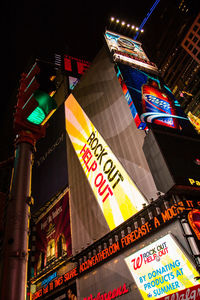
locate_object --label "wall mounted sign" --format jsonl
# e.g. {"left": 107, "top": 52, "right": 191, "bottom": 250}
{"left": 125, "top": 234, "right": 199, "bottom": 299}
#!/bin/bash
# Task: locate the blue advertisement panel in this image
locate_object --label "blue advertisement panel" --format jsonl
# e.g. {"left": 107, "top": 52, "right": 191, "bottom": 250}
{"left": 117, "top": 63, "right": 194, "bottom": 134}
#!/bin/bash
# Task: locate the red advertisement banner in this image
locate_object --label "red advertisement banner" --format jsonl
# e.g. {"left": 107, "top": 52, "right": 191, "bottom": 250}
{"left": 34, "top": 190, "right": 71, "bottom": 275}
{"left": 158, "top": 284, "right": 200, "bottom": 300}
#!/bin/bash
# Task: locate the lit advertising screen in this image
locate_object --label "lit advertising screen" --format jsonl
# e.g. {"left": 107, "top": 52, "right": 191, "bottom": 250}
{"left": 64, "top": 94, "right": 147, "bottom": 230}
{"left": 104, "top": 30, "right": 158, "bottom": 73}
{"left": 125, "top": 234, "right": 199, "bottom": 300}
{"left": 117, "top": 63, "right": 193, "bottom": 133}
{"left": 34, "top": 190, "right": 71, "bottom": 276}
{"left": 64, "top": 55, "right": 91, "bottom": 76}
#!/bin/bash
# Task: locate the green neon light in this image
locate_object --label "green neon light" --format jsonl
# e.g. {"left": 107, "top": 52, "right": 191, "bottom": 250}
{"left": 27, "top": 107, "right": 46, "bottom": 124}
{"left": 26, "top": 90, "right": 57, "bottom": 125}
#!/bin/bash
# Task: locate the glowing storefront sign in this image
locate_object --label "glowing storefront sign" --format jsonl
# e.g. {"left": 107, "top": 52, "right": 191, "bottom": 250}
{"left": 125, "top": 234, "right": 199, "bottom": 299}
{"left": 64, "top": 94, "right": 147, "bottom": 230}
{"left": 83, "top": 283, "right": 129, "bottom": 300}
{"left": 104, "top": 30, "right": 158, "bottom": 73}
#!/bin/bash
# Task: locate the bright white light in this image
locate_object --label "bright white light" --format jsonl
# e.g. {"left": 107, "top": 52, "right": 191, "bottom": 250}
{"left": 111, "top": 17, "right": 115, "bottom": 21}
{"left": 116, "top": 19, "right": 120, "bottom": 23}
{"left": 127, "top": 24, "right": 130, "bottom": 27}
{"left": 136, "top": 27, "right": 139, "bottom": 31}
{"left": 121, "top": 21, "right": 125, "bottom": 26}
{"left": 131, "top": 25, "right": 135, "bottom": 29}
{"left": 141, "top": 29, "right": 144, "bottom": 32}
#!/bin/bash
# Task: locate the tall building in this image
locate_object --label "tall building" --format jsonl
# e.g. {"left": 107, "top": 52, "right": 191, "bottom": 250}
{"left": 30, "top": 31, "right": 200, "bottom": 300}
{"left": 160, "top": 11, "right": 200, "bottom": 133}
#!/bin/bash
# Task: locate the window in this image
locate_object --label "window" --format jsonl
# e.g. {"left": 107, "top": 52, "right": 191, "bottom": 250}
{"left": 189, "top": 32, "right": 193, "bottom": 39}
{"left": 188, "top": 44, "right": 193, "bottom": 51}
{"left": 193, "top": 25, "right": 198, "bottom": 32}
{"left": 57, "top": 234, "right": 67, "bottom": 257}
{"left": 192, "top": 48, "right": 198, "bottom": 55}
{"left": 184, "top": 40, "right": 189, "bottom": 46}
{"left": 37, "top": 252, "right": 45, "bottom": 272}
{"left": 47, "top": 239, "right": 55, "bottom": 262}
{"left": 193, "top": 36, "right": 198, "bottom": 43}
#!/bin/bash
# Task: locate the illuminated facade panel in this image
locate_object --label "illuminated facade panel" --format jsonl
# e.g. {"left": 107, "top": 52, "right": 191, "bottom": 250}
{"left": 125, "top": 233, "right": 199, "bottom": 299}
{"left": 65, "top": 94, "right": 147, "bottom": 230}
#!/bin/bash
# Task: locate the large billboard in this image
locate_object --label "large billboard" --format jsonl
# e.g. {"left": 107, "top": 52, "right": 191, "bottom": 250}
{"left": 34, "top": 190, "right": 71, "bottom": 276}
{"left": 64, "top": 94, "right": 147, "bottom": 230}
{"left": 104, "top": 30, "right": 158, "bottom": 73}
{"left": 117, "top": 63, "right": 194, "bottom": 134}
{"left": 125, "top": 233, "right": 200, "bottom": 300}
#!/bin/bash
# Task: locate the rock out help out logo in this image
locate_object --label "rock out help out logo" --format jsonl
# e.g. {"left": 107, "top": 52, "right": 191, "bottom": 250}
{"left": 131, "top": 241, "right": 168, "bottom": 270}
{"left": 125, "top": 234, "right": 199, "bottom": 300}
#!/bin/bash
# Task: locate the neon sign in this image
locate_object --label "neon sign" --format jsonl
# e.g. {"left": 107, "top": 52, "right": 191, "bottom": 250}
{"left": 64, "top": 55, "right": 91, "bottom": 75}
{"left": 125, "top": 234, "right": 200, "bottom": 299}
{"left": 83, "top": 283, "right": 129, "bottom": 300}
{"left": 188, "top": 209, "right": 200, "bottom": 240}
{"left": 104, "top": 30, "right": 158, "bottom": 73}
{"left": 41, "top": 272, "right": 57, "bottom": 288}
{"left": 32, "top": 198, "right": 200, "bottom": 300}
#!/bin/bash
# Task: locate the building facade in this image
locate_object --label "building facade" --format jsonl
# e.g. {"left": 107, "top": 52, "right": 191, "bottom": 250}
{"left": 30, "top": 32, "right": 200, "bottom": 300}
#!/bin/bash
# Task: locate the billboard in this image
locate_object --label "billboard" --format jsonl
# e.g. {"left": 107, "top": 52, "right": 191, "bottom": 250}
{"left": 143, "top": 129, "right": 200, "bottom": 193}
{"left": 34, "top": 190, "right": 71, "bottom": 275}
{"left": 125, "top": 234, "right": 200, "bottom": 300}
{"left": 64, "top": 55, "right": 91, "bottom": 76}
{"left": 104, "top": 30, "right": 158, "bottom": 73}
{"left": 117, "top": 63, "right": 194, "bottom": 133}
{"left": 64, "top": 94, "right": 147, "bottom": 230}
{"left": 32, "top": 104, "right": 68, "bottom": 210}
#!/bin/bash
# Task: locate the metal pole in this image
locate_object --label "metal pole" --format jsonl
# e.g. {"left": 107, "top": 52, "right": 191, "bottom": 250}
{"left": 1, "top": 132, "right": 35, "bottom": 300}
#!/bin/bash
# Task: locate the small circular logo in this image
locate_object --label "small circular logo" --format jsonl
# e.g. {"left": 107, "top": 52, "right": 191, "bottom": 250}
{"left": 117, "top": 37, "right": 135, "bottom": 50}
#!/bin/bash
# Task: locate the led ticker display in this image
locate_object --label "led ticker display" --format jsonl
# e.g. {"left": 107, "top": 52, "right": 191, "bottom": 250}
{"left": 104, "top": 30, "right": 158, "bottom": 73}
{"left": 117, "top": 64, "right": 192, "bottom": 133}
{"left": 64, "top": 94, "right": 147, "bottom": 230}
{"left": 125, "top": 234, "right": 200, "bottom": 300}
{"left": 64, "top": 55, "right": 91, "bottom": 76}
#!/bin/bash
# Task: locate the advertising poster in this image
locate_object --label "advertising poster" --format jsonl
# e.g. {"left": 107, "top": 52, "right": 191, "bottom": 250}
{"left": 64, "top": 94, "right": 147, "bottom": 230}
{"left": 125, "top": 234, "right": 200, "bottom": 300}
{"left": 104, "top": 30, "right": 158, "bottom": 73}
{"left": 117, "top": 63, "right": 193, "bottom": 133}
{"left": 34, "top": 190, "right": 71, "bottom": 275}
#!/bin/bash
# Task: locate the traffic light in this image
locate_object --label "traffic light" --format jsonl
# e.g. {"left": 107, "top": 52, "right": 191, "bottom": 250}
{"left": 21, "top": 61, "right": 57, "bottom": 125}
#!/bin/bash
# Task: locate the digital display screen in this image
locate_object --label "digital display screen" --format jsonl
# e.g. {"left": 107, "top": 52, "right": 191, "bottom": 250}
{"left": 125, "top": 234, "right": 199, "bottom": 299}
{"left": 117, "top": 64, "right": 193, "bottom": 133}
{"left": 64, "top": 94, "right": 147, "bottom": 230}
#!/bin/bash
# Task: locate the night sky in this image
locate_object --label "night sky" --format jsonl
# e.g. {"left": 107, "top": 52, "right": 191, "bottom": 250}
{"left": 0, "top": 0, "right": 197, "bottom": 160}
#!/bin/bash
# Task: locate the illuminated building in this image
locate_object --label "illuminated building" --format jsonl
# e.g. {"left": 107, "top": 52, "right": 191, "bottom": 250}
{"left": 160, "top": 11, "right": 200, "bottom": 127}
{"left": 29, "top": 32, "right": 200, "bottom": 300}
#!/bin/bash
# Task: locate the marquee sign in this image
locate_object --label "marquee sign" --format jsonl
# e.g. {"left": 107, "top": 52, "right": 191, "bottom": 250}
{"left": 104, "top": 30, "right": 158, "bottom": 73}
{"left": 64, "top": 94, "right": 147, "bottom": 230}
{"left": 125, "top": 234, "right": 199, "bottom": 299}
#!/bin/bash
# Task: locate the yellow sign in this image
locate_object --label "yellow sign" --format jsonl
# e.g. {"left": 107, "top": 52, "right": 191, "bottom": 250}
{"left": 64, "top": 94, "right": 147, "bottom": 230}
{"left": 125, "top": 234, "right": 199, "bottom": 299}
